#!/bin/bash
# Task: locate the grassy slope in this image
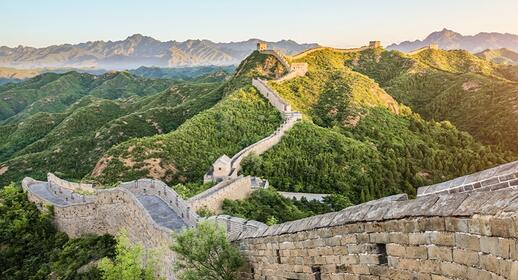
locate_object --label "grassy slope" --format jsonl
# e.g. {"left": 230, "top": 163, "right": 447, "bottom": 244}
{"left": 349, "top": 48, "right": 518, "bottom": 153}
{"left": 239, "top": 48, "right": 512, "bottom": 203}
{"left": 0, "top": 71, "right": 174, "bottom": 123}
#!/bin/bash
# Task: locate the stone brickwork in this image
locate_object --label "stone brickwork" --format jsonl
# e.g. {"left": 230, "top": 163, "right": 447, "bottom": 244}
{"left": 23, "top": 174, "right": 200, "bottom": 280}
{"left": 229, "top": 111, "right": 302, "bottom": 177}
{"left": 230, "top": 189, "right": 518, "bottom": 280}
{"left": 189, "top": 176, "right": 256, "bottom": 214}
{"left": 252, "top": 78, "right": 293, "bottom": 113}
{"left": 204, "top": 215, "right": 268, "bottom": 240}
{"left": 418, "top": 161, "right": 518, "bottom": 197}
{"left": 48, "top": 172, "right": 96, "bottom": 193}
{"left": 278, "top": 191, "right": 329, "bottom": 202}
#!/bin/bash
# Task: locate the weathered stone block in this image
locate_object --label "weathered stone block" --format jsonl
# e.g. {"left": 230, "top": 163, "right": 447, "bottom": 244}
{"left": 480, "top": 236, "right": 500, "bottom": 255}
{"left": 479, "top": 254, "right": 500, "bottom": 274}
{"left": 466, "top": 267, "right": 492, "bottom": 280}
{"left": 440, "top": 261, "right": 468, "bottom": 278}
{"left": 405, "top": 246, "right": 428, "bottom": 259}
{"left": 429, "top": 232, "right": 454, "bottom": 246}
{"left": 455, "top": 233, "right": 480, "bottom": 251}
{"left": 417, "top": 217, "right": 445, "bottom": 232}
{"left": 340, "top": 255, "right": 359, "bottom": 265}
{"left": 452, "top": 248, "right": 479, "bottom": 267}
{"left": 408, "top": 232, "right": 430, "bottom": 245}
{"left": 444, "top": 217, "right": 469, "bottom": 232}
{"left": 418, "top": 260, "right": 441, "bottom": 274}
{"left": 386, "top": 244, "right": 406, "bottom": 257}
{"left": 359, "top": 254, "right": 381, "bottom": 265}
{"left": 428, "top": 246, "right": 453, "bottom": 262}
{"left": 388, "top": 232, "right": 409, "bottom": 245}
{"left": 369, "top": 232, "right": 389, "bottom": 244}
{"left": 341, "top": 235, "right": 357, "bottom": 245}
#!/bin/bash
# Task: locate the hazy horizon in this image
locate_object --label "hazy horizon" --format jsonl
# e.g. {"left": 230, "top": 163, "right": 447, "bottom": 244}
{"left": 2, "top": 0, "right": 518, "bottom": 49}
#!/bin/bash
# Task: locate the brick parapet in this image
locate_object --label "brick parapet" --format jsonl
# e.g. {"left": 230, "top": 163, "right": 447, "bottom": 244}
{"left": 233, "top": 190, "right": 518, "bottom": 280}
{"left": 417, "top": 161, "right": 518, "bottom": 197}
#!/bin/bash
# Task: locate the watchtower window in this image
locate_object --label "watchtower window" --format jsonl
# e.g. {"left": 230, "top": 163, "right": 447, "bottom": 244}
{"left": 276, "top": 249, "right": 281, "bottom": 264}
{"left": 376, "top": 243, "right": 388, "bottom": 265}
{"left": 311, "top": 266, "right": 321, "bottom": 280}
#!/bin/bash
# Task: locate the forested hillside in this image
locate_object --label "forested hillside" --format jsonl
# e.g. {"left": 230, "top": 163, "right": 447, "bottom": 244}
{"left": 346, "top": 48, "right": 518, "bottom": 153}
{"left": 1, "top": 47, "right": 516, "bottom": 222}
{"left": 90, "top": 51, "right": 287, "bottom": 186}
{"left": 0, "top": 184, "right": 115, "bottom": 279}
{"left": 236, "top": 48, "right": 512, "bottom": 206}
{"left": 0, "top": 72, "right": 224, "bottom": 186}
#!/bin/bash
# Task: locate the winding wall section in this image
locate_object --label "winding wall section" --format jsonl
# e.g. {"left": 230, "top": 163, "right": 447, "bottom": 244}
{"left": 22, "top": 45, "right": 518, "bottom": 280}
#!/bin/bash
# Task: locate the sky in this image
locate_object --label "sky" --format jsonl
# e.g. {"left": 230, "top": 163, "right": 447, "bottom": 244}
{"left": 2, "top": 0, "right": 518, "bottom": 48}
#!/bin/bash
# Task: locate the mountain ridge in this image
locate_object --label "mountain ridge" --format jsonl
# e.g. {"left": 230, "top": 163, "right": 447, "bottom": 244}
{"left": 0, "top": 35, "right": 319, "bottom": 70}
{"left": 388, "top": 28, "right": 518, "bottom": 53}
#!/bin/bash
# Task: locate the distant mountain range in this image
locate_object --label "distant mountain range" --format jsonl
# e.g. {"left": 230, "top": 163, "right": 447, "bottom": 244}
{"left": 476, "top": 48, "right": 518, "bottom": 65}
{"left": 387, "top": 28, "right": 518, "bottom": 53}
{"left": 0, "top": 35, "right": 318, "bottom": 70}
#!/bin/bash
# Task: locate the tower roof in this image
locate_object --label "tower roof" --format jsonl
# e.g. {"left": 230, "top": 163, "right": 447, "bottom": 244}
{"left": 214, "top": 154, "right": 231, "bottom": 165}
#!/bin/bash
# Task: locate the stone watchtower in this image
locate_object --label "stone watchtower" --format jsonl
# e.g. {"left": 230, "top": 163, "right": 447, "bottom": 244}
{"left": 369, "top": 41, "right": 381, "bottom": 48}
{"left": 257, "top": 41, "right": 268, "bottom": 51}
{"left": 203, "top": 154, "right": 232, "bottom": 183}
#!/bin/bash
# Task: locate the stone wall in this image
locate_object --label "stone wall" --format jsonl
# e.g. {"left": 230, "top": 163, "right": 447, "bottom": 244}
{"left": 48, "top": 172, "right": 96, "bottom": 193}
{"left": 205, "top": 215, "right": 268, "bottom": 240}
{"left": 120, "top": 178, "right": 198, "bottom": 226}
{"left": 289, "top": 46, "right": 368, "bottom": 60}
{"left": 417, "top": 161, "right": 518, "bottom": 197}
{"left": 24, "top": 178, "right": 178, "bottom": 279}
{"left": 275, "top": 63, "right": 308, "bottom": 83}
{"left": 231, "top": 189, "right": 518, "bottom": 280}
{"left": 188, "top": 176, "right": 255, "bottom": 214}
{"left": 261, "top": 50, "right": 292, "bottom": 70}
{"left": 252, "top": 78, "right": 292, "bottom": 113}
{"left": 229, "top": 112, "right": 302, "bottom": 177}
{"left": 278, "top": 191, "right": 329, "bottom": 202}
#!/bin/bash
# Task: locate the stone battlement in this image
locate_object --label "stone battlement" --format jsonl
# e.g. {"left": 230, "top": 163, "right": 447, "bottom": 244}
{"left": 23, "top": 175, "right": 191, "bottom": 280}
{"left": 417, "top": 160, "right": 518, "bottom": 196}
{"left": 232, "top": 188, "right": 518, "bottom": 280}
{"left": 188, "top": 176, "right": 265, "bottom": 214}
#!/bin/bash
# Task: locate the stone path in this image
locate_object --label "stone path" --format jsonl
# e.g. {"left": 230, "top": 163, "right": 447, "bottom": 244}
{"left": 30, "top": 182, "right": 68, "bottom": 206}
{"left": 136, "top": 195, "right": 187, "bottom": 230}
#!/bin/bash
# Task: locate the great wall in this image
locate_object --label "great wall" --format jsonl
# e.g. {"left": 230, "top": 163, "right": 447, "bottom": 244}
{"left": 21, "top": 42, "right": 518, "bottom": 279}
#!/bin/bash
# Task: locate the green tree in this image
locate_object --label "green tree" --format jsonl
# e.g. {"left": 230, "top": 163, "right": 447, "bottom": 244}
{"left": 98, "top": 231, "right": 157, "bottom": 280}
{"left": 0, "top": 184, "right": 115, "bottom": 279}
{"left": 171, "top": 221, "right": 244, "bottom": 280}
